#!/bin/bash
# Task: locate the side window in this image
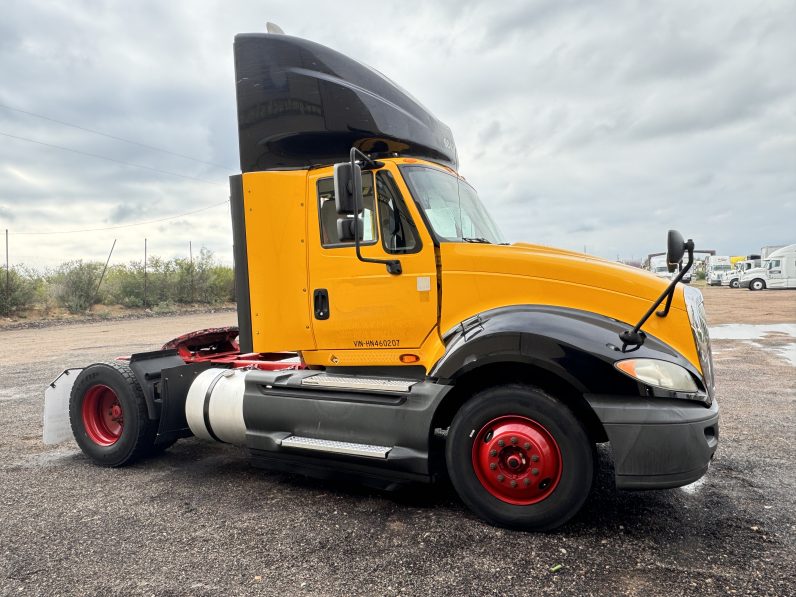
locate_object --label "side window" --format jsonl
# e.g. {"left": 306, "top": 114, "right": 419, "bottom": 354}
{"left": 375, "top": 171, "right": 420, "bottom": 254}
{"left": 317, "top": 173, "right": 377, "bottom": 247}
{"left": 768, "top": 259, "right": 781, "bottom": 269}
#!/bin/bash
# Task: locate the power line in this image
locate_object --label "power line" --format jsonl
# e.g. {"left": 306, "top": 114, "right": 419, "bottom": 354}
{"left": 0, "top": 103, "right": 236, "bottom": 171}
{"left": 9, "top": 200, "right": 230, "bottom": 235}
{"left": 0, "top": 131, "right": 225, "bottom": 186}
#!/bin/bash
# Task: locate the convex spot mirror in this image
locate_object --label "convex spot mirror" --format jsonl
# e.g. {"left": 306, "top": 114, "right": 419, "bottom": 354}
{"left": 666, "top": 229, "right": 686, "bottom": 273}
{"left": 334, "top": 162, "right": 362, "bottom": 215}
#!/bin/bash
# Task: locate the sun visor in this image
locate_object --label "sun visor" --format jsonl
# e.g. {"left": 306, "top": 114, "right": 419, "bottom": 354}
{"left": 233, "top": 33, "right": 458, "bottom": 172}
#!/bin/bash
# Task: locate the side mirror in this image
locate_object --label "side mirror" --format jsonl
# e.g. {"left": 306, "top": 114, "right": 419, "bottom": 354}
{"left": 334, "top": 162, "right": 362, "bottom": 215}
{"left": 666, "top": 230, "right": 686, "bottom": 273}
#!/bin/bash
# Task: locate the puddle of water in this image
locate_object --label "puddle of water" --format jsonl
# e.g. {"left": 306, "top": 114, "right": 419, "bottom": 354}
{"left": 774, "top": 343, "right": 796, "bottom": 367}
{"left": 708, "top": 323, "right": 796, "bottom": 340}
{"left": 709, "top": 323, "right": 796, "bottom": 366}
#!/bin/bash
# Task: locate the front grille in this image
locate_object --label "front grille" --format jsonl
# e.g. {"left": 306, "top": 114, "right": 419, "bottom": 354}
{"left": 684, "top": 287, "right": 715, "bottom": 403}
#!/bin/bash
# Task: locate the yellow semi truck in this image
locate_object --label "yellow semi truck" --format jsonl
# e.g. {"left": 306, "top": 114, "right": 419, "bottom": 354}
{"left": 45, "top": 31, "right": 718, "bottom": 530}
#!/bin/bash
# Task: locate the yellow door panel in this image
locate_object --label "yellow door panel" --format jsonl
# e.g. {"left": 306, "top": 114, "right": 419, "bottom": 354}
{"left": 305, "top": 166, "right": 438, "bottom": 357}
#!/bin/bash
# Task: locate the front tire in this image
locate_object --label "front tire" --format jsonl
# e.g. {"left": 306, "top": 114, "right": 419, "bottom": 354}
{"left": 730, "top": 279, "right": 739, "bottom": 289}
{"left": 69, "top": 362, "right": 158, "bottom": 467}
{"left": 446, "top": 385, "right": 594, "bottom": 531}
{"left": 750, "top": 279, "right": 766, "bottom": 291}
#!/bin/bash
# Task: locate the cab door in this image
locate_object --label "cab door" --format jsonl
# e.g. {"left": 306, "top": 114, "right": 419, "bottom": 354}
{"left": 307, "top": 165, "right": 438, "bottom": 353}
{"left": 767, "top": 258, "right": 784, "bottom": 288}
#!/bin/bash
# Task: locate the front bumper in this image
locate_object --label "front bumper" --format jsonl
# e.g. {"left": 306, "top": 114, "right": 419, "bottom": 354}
{"left": 585, "top": 395, "right": 719, "bottom": 490}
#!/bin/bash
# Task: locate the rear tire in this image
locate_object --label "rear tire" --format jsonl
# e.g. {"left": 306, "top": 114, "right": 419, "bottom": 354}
{"left": 69, "top": 362, "right": 158, "bottom": 467}
{"left": 750, "top": 279, "right": 765, "bottom": 291}
{"left": 446, "top": 384, "right": 594, "bottom": 531}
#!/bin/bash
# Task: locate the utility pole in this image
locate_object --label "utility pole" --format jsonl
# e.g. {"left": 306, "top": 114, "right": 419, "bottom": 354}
{"left": 4, "top": 229, "right": 8, "bottom": 297}
{"left": 189, "top": 240, "right": 194, "bottom": 303}
{"left": 144, "top": 238, "right": 148, "bottom": 308}
{"left": 89, "top": 239, "right": 116, "bottom": 312}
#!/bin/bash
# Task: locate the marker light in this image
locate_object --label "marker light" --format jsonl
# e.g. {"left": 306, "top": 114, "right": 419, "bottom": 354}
{"left": 615, "top": 359, "right": 699, "bottom": 393}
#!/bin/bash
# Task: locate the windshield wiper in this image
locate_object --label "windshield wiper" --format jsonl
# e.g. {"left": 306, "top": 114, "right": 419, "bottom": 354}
{"left": 462, "top": 237, "right": 492, "bottom": 244}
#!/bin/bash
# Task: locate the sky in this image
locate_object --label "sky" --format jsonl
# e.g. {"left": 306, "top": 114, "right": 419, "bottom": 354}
{"left": 1, "top": 0, "right": 794, "bottom": 268}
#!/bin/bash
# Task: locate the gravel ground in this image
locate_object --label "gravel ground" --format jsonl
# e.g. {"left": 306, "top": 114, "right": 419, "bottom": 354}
{"left": 0, "top": 289, "right": 794, "bottom": 596}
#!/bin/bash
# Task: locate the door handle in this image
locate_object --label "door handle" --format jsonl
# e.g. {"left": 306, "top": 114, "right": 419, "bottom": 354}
{"left": 313, "top": 289, "right": 330, "bottom": 320}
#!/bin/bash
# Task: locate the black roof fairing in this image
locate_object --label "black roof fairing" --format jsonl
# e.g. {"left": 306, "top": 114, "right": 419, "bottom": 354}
{"left": 233, "top": 33, "right": 458, "bottom": 172}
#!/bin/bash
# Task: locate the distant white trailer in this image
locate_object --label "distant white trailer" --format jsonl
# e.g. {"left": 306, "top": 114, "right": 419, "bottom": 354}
{"left": 761, "top": 245, "right": 786, "bottom": 259}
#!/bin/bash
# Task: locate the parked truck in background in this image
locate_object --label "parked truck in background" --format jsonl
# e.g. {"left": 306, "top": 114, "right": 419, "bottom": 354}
{"left": 722, "top": 256, "right": 762, "bottom": 288}
{"left": 648, "top": 255, "right": 672, "bottom": 279}
{"left": 740, "top": 244, "right": 796, "bottom": 290}
{"left": 706, "top": 256, "right": 732, "bottom": 286}
{"left": 43, "top": 30, "right": 718, "bottom": 531}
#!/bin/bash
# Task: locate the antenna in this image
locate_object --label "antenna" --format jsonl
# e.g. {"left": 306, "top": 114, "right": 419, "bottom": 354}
{"left": 266, "top": 22, "right": 285, "bottom": 34}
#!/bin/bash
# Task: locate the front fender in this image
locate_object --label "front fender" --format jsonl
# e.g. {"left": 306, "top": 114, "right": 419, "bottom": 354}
{"left": 430, "top": 305, "right": 701, "bottom": 397}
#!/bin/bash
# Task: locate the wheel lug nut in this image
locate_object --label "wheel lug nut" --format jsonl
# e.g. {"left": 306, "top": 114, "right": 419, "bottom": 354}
{"left": 510, "top": 436, "right": 517, "bottom": 445}
{"left": 497, "top": 474, "right": 505, "bottom": 482}
{"left": 523, "top": 478, "right": 531, "bottom": 486}
{"left": 531, "top": 455, "right": 539, "bottom": 462}
{"left": 489, "top": 449, "right": 497, "bottom": 457}
{"left": 510, "top": 480, "right": 517, "bottom": 488}
{"left": 489, "top": 463, "right": 497, "bottom": 470}
{"left": 498, "top": 439, "right": 505, "bottom": 447}
{"left": 532, "top": 468, "right": 539, "bottom": 476}
{"left": 524, "top": 442, "right": 531, "bottom": 450}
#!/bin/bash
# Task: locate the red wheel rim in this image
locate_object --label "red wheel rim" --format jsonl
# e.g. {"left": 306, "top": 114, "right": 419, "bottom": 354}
{"left": 472, "top": 415, "right": 562, "bottom": 505}
{"left": 81, "top": 384, "right": 124, "bottom": 446}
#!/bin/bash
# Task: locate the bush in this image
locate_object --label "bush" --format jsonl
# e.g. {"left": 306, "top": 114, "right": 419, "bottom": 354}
{"left": 2, "top": 247, "right": 234, "bottom": 315}
{"left": 51, "top": 261, "right": 104, "bottom": 313}
{"left": 0, "top": 266, "right": 38, "bottom": 315}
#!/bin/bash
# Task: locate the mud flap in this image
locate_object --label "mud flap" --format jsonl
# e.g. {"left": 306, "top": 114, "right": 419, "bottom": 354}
{"left": 43, "top": 368, "right": 83, "bottom": 444}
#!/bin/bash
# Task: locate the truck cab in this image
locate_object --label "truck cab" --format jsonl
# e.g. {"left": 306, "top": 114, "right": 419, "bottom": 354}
{"left": 706, "top": 257, "right": 732, "bottom": 286}
{"left": 740, "top": 245, "right": 796, "bottom": 290}
{"left": 48, "top": 31, "right": 719, "bottom": 531}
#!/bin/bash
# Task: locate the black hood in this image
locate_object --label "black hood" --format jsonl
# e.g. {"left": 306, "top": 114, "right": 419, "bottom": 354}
{"left": 233, "top": 33, "right": 458, "bottom": 172}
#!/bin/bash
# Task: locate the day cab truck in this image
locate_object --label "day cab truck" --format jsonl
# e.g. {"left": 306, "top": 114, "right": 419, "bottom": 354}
{"left": 722, "top": 256, "right": 762, "bottom": 289}
{"left": 44, "top": 32, "right": 718, "bottom": 531}
{"left": 740, "top": 244, "right": 796, "bottom": 290}
{"left": 706, "top": 255, "right": 732, "bottom": 286}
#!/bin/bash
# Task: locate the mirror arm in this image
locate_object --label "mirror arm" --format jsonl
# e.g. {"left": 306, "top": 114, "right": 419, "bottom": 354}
{"left": 619, "top": 239, "right": 694, "bottom": 348}
{"left": 656, "top": 241, "right": 694, "bottom": 317}
{"left": 349, "top": 147, "right": 402, "bottom": 275}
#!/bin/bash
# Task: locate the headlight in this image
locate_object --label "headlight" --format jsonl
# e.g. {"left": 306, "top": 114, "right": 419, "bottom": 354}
{"left": 615, "top": 359, "right": 699, "bottom": 393}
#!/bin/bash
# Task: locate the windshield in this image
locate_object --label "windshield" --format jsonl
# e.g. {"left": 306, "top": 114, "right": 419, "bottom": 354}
{"left": 654, "top": 266, "right": 669, "bottom": 273}
{"left": 400, "top": 165, "right": 505, "bottom": 244}
{"left": 711, "top": 264, "right": 731, "bottom": 272}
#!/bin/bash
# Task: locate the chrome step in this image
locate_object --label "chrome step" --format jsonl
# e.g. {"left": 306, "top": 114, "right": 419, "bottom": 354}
{"left": 301, "top": 373, "right": 415, "bottom": 393}
{"left": 279, "top": 435, "right": 391, "bottom": 459}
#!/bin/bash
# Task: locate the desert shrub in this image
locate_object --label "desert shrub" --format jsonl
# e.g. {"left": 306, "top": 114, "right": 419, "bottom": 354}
{"left": 0, "top": 266, "right": 38, "bottom": 315}
{"left": 103, "top": 262, "right": 146, "bottom": 308}
{"left": 51, "top": 261, "right": 103, "bottom": 313}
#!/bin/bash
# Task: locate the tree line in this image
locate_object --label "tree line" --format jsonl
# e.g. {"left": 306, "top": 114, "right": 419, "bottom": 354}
{"left": 0, "top": 248, "right": 234, "bottom": 316}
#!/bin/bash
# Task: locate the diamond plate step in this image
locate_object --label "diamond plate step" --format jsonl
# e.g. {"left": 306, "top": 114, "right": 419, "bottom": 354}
{"left": 279, "top": 435, "right": 391, "bottom": 459}
{"left": 301, "top": 373, "right": 415, "bottom": 393}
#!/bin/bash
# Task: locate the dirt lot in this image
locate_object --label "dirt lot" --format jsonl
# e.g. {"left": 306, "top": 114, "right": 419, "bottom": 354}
{"left": 1, "top": 287, "right": 794, "bottom": 596}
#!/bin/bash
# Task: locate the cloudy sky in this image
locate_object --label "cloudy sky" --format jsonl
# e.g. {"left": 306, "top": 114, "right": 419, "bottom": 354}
{"left": 1, "top": 0, "right": 794, "bottom": 268}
